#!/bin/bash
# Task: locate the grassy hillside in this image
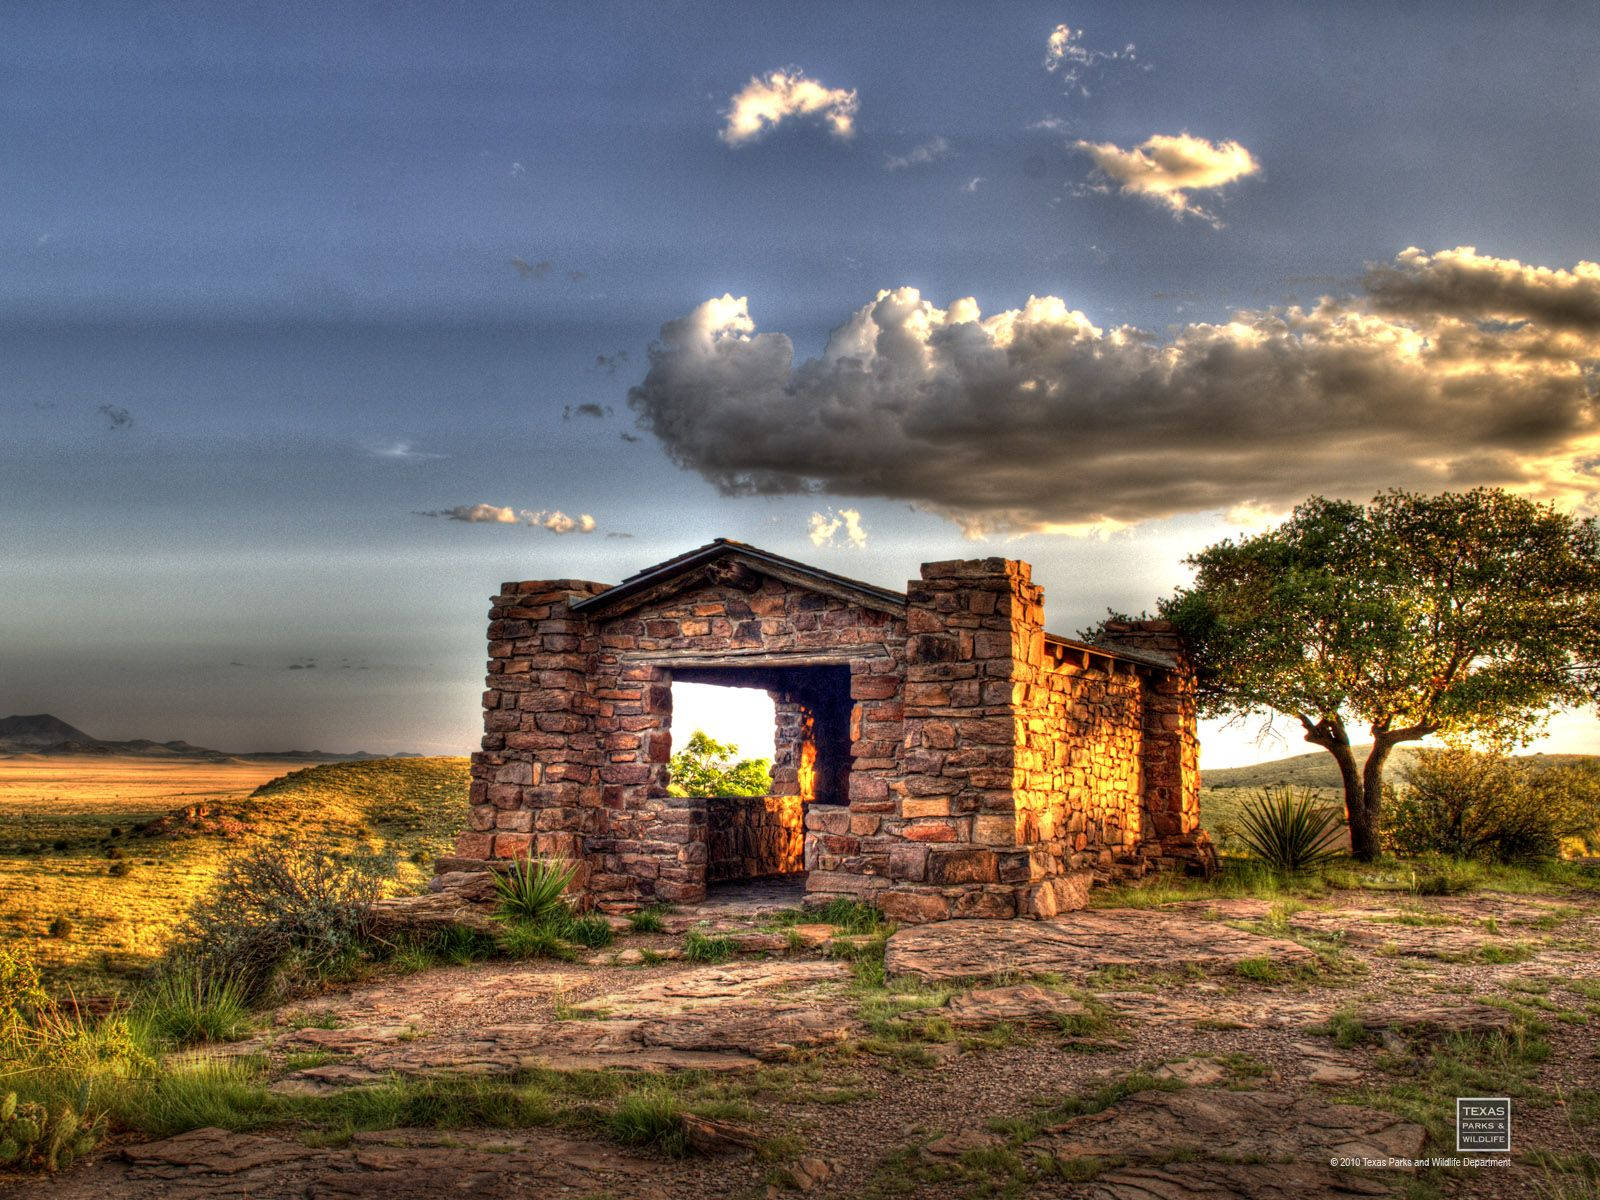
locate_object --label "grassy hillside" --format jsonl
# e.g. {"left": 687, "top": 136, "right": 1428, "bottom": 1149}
{"left": 1202, "top": 747, "right": 1596, "bottom": 793}
{"left": 0, "top": 756, "right": 468, "bottom": 994}
{"left": 1199, "top": 747, "right": 1599, "bottom": 851}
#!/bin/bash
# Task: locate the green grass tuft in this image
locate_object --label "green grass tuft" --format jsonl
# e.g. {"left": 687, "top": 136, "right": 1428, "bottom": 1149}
{"left": 681, "top": 931, "right": 736, "bottom": 964}
{"left": 135, "top": 969, "right": 252, "bottom": 1046}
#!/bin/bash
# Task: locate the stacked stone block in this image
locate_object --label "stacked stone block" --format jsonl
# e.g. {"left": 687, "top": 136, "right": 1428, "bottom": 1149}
{"left": 706, "top": 794, "right": 804, "bottom": 881}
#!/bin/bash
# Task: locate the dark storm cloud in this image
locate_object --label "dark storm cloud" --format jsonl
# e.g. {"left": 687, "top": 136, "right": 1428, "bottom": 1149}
{"left": 627, "top": 248, "right": 1600, "bottom": 536}
{"left": 1362, "top": 247, "right": 1600, "bottom": 333}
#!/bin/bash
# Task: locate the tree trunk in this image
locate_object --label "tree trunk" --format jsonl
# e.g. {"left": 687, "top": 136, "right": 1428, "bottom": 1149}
{"left": 1329, "top": 741, "right": 1376, "bottom": 860}
{"left": 1357, "top": 739, "right": 1397, "bottom": 861}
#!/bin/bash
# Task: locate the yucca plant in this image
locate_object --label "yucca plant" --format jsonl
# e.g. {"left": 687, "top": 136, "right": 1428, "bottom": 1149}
{"left": 492, "top": 857, "right": 576, "bottom": 926}
{"left": 1236, "top": 786, "right": 1345, "bottom": 871}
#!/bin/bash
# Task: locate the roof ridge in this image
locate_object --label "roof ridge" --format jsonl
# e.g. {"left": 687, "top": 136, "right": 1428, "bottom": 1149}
{"left": 573, "top": 539, "right": 907, "bottom": 616}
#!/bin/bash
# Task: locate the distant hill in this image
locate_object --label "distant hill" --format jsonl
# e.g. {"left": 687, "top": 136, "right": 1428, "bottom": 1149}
{"left": 0, "top": 713, "right": 420, "bottom": 763}
{"left": 0, "top": 713, "right": 94, "bottom": 750}
{"left": 136, "top": 756, "right": 470, "bottom": 844}
{"left": 1204, "top": 747, "right": 1598, "bottom": 792}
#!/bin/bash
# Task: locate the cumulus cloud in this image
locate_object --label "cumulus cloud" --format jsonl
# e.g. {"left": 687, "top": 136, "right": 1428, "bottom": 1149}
{"left": 885, "top": 136, "right": 950, "bottom": 171}
{"left": 721, "top": 68, "right": 858, "bottom": 146}
{"left": 1074, "top": 132, "right": 1259, "bottom": 224}
{"left": 1044, "top": 24, "right": 1136, "bottom": 87}
{"left": 626, "top": 248, "right": 1600, "bottom": 539}
{"left": 418, "top": 504, "right": 598, "bottom": 533}
{"left": 808, "top": 508, "right": 868, "bottom": 549}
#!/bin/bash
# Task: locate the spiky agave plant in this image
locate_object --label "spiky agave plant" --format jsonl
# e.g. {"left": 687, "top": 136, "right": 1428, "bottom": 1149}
{"left": 492, "top": 856, "right": 576, "bottom": 926}
{"left": 1236, "top": 786, "right": 1346, "bottom": 871}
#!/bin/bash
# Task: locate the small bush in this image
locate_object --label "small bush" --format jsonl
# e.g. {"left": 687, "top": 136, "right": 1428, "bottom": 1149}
{"left": 0, "top": 943, "right": 49, "bottom": 1048}
{"left": 137, "top": 970, "right": 251, "bottom": 1046}
{"left": 1235, "top": 786, "right": 1344, "bottom": 870}
{"left": 493, "top": 857, "right": 575, "bottom": 926}
{"left": 1386, "top": 750, "right": 1599, "bottom": 864}
{"left": 167, "top": 839, "right": 395, "bottom": 1001}
{"left": 681, "top": 932, "right": 735, "bottom": 964}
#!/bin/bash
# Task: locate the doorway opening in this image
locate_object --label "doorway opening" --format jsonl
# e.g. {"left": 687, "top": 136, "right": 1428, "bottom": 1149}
{"left": 664, "top": 665, "right": 854, "bottom": 892}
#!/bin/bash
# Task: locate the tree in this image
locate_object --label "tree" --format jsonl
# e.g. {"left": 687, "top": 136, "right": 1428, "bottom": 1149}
{"left": 667, "top": 730, "right": 773, "bottom": 798}
{"left": 1157, "top": 489, "right": 1600, "bottom": 860}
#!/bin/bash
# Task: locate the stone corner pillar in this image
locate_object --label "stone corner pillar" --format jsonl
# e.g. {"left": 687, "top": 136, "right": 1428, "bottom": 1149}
{"left": 445, "top": 577, "right": 609, "bottom": 901}
{"left": 882, "top": 558, "right": 1040, "bottom": 921}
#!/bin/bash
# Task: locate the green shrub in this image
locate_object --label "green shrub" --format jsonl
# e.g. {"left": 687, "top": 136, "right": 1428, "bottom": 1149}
{"left": 137, "top": 969, "right": 251, "bottom": 1046}
{"left": 167, "top": 839, "right": 395, "bottom": 1001}
{"left": 493, "top": 857, "right": 575, "bottom": 926}
{"left": 1235, "top": 786, "right": 1345, "bottom": 870}
{"left": 1386, "top": 750, "right": 1598, "bottom": 864}
{"left": 0, "top": 943, "right": 49, "bottom": 1049}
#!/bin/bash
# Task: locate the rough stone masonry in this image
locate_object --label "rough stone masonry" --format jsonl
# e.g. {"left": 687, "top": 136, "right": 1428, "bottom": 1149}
{"left": 434, "top": 540, "right": 1216, "bottom": 922}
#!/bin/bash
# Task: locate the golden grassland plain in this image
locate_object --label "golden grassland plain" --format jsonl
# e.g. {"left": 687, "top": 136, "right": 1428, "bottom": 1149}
{"left": 0, "top": 755, "right": 469, "bottom": 994}
{"left": 0, "top": 749, "right": 1266, "bottom": 991}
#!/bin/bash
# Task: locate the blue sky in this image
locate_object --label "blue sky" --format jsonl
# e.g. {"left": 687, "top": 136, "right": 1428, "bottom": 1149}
{"left": 3, "top": 2, "right": 1597, "bottom": 762}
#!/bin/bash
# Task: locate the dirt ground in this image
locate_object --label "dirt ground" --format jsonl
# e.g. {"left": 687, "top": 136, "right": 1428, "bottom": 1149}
{"left": 6, "top": 878, "right": 1598, "bottom": 1200}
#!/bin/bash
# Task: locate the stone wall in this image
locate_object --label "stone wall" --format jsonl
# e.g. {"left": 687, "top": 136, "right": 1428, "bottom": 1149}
{"left": 440, "top": 544, "right": 1213, "bottom": 922}
{"left": 1015, "top": 642, "right": 1145, "bottom": 911}
{"left": 705, "top": 794, "right": 804, "bottom": 881}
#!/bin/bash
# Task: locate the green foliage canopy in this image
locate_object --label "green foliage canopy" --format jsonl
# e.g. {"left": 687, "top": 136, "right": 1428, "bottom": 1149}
{"left": 1158, "top": 488, "right": 1600, "bottom": 859}
{"left": 666, "top": 730, "right": 772, "bottom": 798}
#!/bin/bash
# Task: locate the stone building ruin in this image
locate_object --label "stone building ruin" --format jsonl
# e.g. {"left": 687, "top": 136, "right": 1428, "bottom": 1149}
{"left": 441, "top": 540, "right": 1215, "bottom": 922}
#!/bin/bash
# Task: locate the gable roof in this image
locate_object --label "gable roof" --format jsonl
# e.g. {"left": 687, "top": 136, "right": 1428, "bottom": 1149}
{"left": 570, "top": 539, "right": 1174, "bottom": 672}
{"left": 569, "top": 539, "right": 909, "bottom": 618}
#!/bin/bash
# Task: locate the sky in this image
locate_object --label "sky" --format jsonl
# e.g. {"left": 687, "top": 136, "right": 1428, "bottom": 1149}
{"left": 2, "top": 2, "right": 1597, "bottom": 765}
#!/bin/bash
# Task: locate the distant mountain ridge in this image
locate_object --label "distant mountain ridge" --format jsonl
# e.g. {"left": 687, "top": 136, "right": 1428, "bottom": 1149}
{"left": 0, "top": 713, "right": 419, "bottom": 763}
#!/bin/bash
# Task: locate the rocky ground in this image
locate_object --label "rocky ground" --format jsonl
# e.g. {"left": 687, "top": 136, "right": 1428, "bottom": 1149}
{"left": 7, "top": 882, "right": 1598, "bottom": 1200}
